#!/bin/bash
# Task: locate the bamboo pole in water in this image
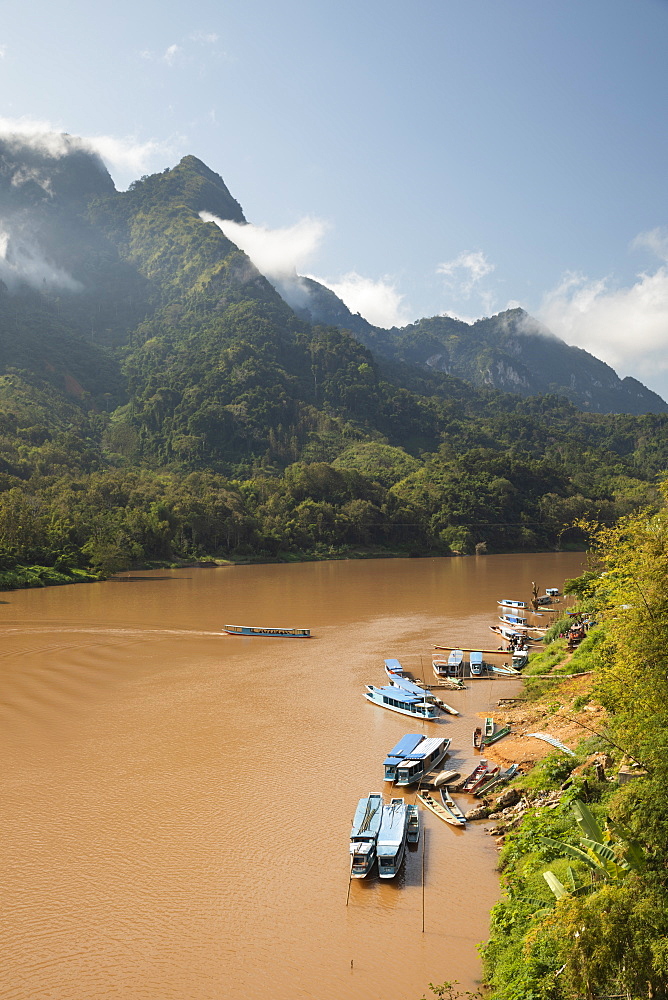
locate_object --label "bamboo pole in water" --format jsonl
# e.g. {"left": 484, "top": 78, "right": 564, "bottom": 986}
{"left": 421, "top": 826, "right": 426, "bottom": 933}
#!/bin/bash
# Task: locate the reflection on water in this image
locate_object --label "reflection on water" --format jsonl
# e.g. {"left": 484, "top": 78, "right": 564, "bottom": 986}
{"left": 0, "top": 552, "right": 583, "bottom": 1000}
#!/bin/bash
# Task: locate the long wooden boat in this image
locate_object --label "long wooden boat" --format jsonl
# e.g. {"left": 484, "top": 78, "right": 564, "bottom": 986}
{"left": 475, "top": 763, "right": 518, "bottom": 797}
{"left": 473, "top": 726, "right": 484, "bottom": 749}
{"left": 406, "top": 803, "right": 420, "bottom": 844}
{"left": 394, "top": 736, "right": 451, "bottom": 786}
{"left": 498, "top": 599, "right": 527, "bottom": 609}
{"left": 349, "top": 793, "right": 383, "bottom": 878}
{"left": 364, "top": 684, "right": 439, "bottom": 720}
{"left": 490, "top": 663, "right": 522, "bottom": 676}
{"left": 484, "top": 717, "right": 495, "bottom": 739}
{"left": 459, "top": 760, "right": 489, "bottom": 793}
{"left": 417, "top": 789, "right": 465, "bottom": 828}
{"left": 376, "top": 798, "right": 409, "bottom": 878}
{"left": 485, "top": 724, "right": 511, "bottom": 746}
{"left": 223, "top": 624, "right": 311, "bottom": 638}
{"left": 440, "top": 787, "right": 466, "bottom": 826}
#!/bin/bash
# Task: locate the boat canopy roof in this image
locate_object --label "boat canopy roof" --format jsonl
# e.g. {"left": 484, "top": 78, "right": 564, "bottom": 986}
{"left": 377, "top": 803, "right": 407, "bottom": 846}
{"left": 384, "top": 658, "right": 403, "bottom": 672}
{"left": 447, "top": 649, "right": 464, "bottom": 663}
{"left": 470, "top": 651, "right": 483, "bottom": 663}
{"left": 373, "top": 685, "right": 427, "bottom": 704}
{"left": 404, "top": 736, "right": 448, "bottom": 760}
{"left": 391, "top": 674, "right": 427, "bottom": 697}
{"left": 384, "top": 734, "right": 424, "bottom": 763}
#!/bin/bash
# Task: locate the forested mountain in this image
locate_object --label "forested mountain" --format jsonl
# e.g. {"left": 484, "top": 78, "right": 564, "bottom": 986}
{"left": 0, "top": 135, "right": 667, "bottom": 580}
{"left": 295, "top": 286, "right": 666, "bottom": 415}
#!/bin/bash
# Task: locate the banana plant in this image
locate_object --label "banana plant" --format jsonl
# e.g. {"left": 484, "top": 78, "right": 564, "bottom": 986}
{"left": 540, "top": 799, "right": 645, "bottom": 899}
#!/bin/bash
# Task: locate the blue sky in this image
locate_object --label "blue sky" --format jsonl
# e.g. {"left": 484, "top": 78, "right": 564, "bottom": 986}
{"left": 2, "top": 0, "right": 668, "bottom": 397}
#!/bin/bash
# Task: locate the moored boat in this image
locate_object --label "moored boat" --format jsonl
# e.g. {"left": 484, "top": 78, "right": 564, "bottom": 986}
{"left": 485, "top": 724, "right": 511, "bottom": 746}
{"left": 469, "top": 651, "right": 484, "bottom": 676}
{"left": 440, "top": 786, "right": 466, "bottom": 826}
{"left": 364, "top": 684, "right": 439, "bottom": 720}
{"left": 446, "top": 649, "right": 464, "bottom": 676}
{"left": 376, "top": 798, "right": 409, "bottom": 878}
{"left": 499, "top": 614, "right": 529, "bottom": 627}
{"left": 475, "top": 763, "right": 518, "bottom": 797}
{"left": 484, "top": 717, "right": 495, "bottom": 740}
{"left": 498, "top": 599, "right": 527, "bottom": 609}
{"left": 460, "top": 759, "right": 489, "bottom": 793}
{"left": 473, "top": 726, "right": 484, "bottom": 749}
{"left": 349, "top": 793, "right": 383, "bottom": 878}
{"left": 406, "top": 803, "right": 420, "bottom": 843}
{"left": 223, "top": 624, "right": 311, "bottom": 638}
{"left": 383, "top": 734, "right": 425, "bottom": 782}
{"left": 417, "top": 789, "right": 464, "bottom": 828}
{"left": 394, "top": 736, "right": 451, "bottom": 786}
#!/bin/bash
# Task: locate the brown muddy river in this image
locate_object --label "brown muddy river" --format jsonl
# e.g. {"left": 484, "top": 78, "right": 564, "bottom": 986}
{"left": 0, "top": 551, "right": 584, "bottom": 1000}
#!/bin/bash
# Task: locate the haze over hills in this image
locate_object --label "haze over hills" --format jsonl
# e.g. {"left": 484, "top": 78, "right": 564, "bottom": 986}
{"left": 2, "top": 133, "right": 668, "bottom": 580}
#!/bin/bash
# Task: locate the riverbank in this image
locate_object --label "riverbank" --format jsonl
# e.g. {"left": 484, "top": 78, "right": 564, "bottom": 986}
{"left": 0, "top": 543, "right": 582, "bottom": 593}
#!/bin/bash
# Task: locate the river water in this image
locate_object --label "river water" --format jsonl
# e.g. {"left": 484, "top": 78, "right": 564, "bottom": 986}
{"left": 0, "top": 551, "right": 584, "bottom": 1000}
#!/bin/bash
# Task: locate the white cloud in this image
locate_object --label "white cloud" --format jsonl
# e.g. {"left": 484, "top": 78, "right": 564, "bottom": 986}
{"left": 538, "top": 266, "right": 668, "bottom": 398}
{"left": 632, "top": 227, "right": 668, "bottom": 263}
{"left": 436, "top": 249, "right": 495, "bottom": 296}
{"left": 190, "top": 31, "right": 219, "bottom": 44}
{"left": 201, "top": 213, "right": 327, "bottom": 278}
{"left": 163, "top": 44, "right": 180, "bottom": 65}
{"left": 311, "top": 272, "right": 409, "bottom": 329}
{"left": 200, "top": 212, "right": 409, "bottom": 328}
{"left": 0, "top": 117, "right": 181, "bottom": 187}
{"left": 0, "top": 227, "right": 81, "bottom": 292}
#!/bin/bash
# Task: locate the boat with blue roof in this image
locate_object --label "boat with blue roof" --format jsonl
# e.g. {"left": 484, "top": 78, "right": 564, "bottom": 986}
{"left": 349, "top": 793, "right": 383, "bottom": 878}
{"left": 385, "top": 659, "right": 459, "bottom": 715}
{"left": 364, "top": 684, "right": 439, "bottom": 720}
{"left": 433, "top": 649, "right": 463, "bottom": 679}
{"left": 383, "top": 734, "right": 425, "bottom": 781}
{"left": 499, "top": 614, "right": 528, "bottom": 627}
{"left": 376, "top": 798, "right": 409, "bottom": 878}
{"left": 394, "top": 736, "right": 451, "bottom": 786}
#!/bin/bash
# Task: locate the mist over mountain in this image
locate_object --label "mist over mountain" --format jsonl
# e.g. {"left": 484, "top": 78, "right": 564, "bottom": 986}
{"left": 0, "top": 132, "right": 668, "bottom": 577}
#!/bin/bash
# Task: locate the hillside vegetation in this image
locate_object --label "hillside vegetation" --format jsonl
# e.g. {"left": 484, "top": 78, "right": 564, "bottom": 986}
{"left": 0, "top": 141, "right": 667, "bottom": 583}
{"left": 480, "top": 492, "right": 668, "bottom": 998}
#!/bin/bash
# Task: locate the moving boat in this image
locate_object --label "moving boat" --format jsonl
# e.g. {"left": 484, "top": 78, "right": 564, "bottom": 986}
{"left": 406, "top": 803, "right": 420, "bottom": 844}
{"left": 349, "top": 793, "right": 383, "bottom": 878}
{"left": 223, "top": 624, "right": 311, "bottom": 638}
{"left": 417, "top": 789, "right": 464, "bottom": 828}
{"left": 394, "top": 736, "right": 451, "bottom": 786}
{"left": 440, "top": 786, "right": 466, "bottom": 826}
{"left": 383, "top": 734, "right": 425, "bottom": 782}
{"left": 376, "top": 798, "right": 409, "bottom": 878}
{"left": 498, "top": 599, "right": 527, "bottom": 609}
{"left": 364, "top": 684, "right": 439, "bottom": 720}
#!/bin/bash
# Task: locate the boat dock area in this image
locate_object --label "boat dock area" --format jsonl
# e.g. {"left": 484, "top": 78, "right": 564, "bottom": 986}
{"left": 433, "top": 645, "right": 524, "bottom": 656}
